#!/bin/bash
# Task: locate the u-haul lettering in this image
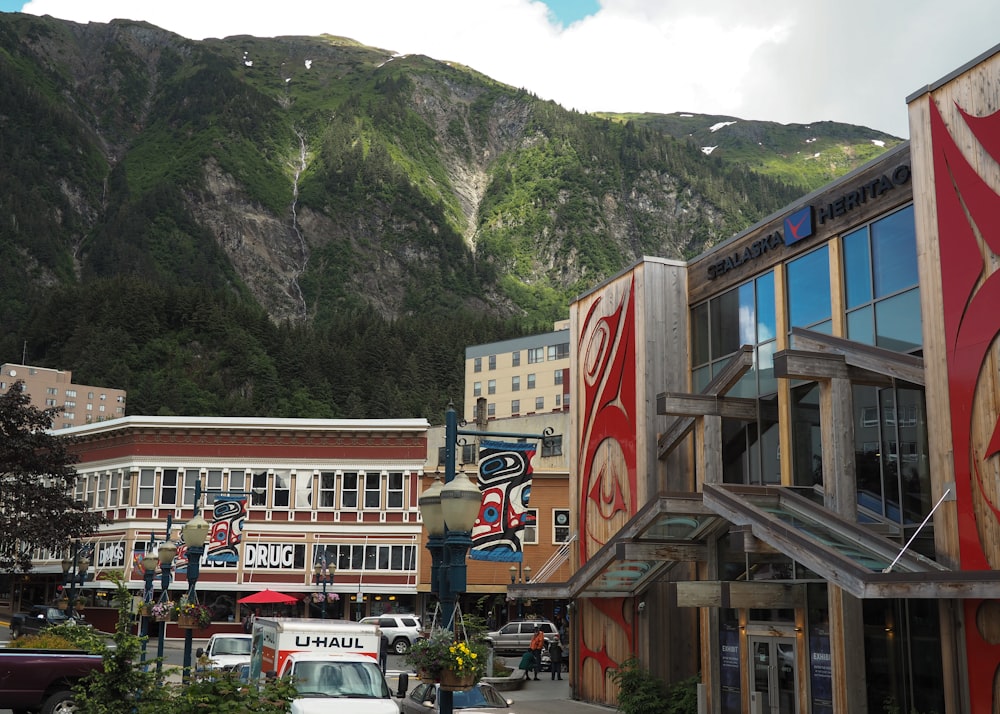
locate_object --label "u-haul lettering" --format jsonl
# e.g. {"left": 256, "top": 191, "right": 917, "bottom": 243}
{"left": 294, "top": 635, "right": 365, "bottom": 649}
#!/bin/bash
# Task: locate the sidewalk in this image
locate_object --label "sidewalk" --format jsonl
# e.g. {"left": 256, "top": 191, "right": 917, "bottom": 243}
{"left": 505, "top": 677, "right": 617, "bottom": 714}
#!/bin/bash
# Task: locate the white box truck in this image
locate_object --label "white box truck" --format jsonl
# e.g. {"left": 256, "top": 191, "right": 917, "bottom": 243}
{"left": 250, "top": 618, "right": 405, "bottom": 714}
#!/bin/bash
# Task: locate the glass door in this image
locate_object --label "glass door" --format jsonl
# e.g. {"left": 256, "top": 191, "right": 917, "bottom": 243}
{"left": 749, "top": 636, "right": 798, "bottom": 714}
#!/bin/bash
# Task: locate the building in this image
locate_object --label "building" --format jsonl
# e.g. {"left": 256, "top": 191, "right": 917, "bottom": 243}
{"left": 463, "top": 321, "right": 571, "bottom": 422}
{"left": 9, "top": 416, "right": 429, "bottom": 628}
{"left": 1, "top": 363, "right": 126, "bottom": 428}
{"left": 512, "top": 44, "right": 1000, "bottom": 714}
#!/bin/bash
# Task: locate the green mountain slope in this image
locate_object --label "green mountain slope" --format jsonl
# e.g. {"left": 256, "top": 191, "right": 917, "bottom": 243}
{"left": 0, "top": 14, "right": 898, "bottom": 421}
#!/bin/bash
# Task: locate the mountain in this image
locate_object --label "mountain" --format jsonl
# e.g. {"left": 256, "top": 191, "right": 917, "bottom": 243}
{"left": 0, "top": 13, "right": 902, "bottom": 421}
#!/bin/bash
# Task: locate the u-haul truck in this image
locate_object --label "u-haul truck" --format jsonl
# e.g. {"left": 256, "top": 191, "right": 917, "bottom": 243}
{"left": 251, "top": 618, "right": 403, "bottom": 714}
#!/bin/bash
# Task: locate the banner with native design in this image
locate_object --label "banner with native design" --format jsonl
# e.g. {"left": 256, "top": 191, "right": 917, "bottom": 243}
{"left": 206, "top": 494, "right": 247, "bottom": 562}
{"left": 470, "top": 440, "right": 536, "bottom": 561}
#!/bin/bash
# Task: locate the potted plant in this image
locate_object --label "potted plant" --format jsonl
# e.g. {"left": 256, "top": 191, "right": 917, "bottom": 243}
{"left": 176, "top": 600, "right": 213, "bottom": 629}
{"left": 151, "top": 600, "right": 175, "bottom": 622}
{"left": 311, "top": 592, "right": 339, "bottom": 604}
{"left": 405, "top": 628, "right": 487, "bottom": 690}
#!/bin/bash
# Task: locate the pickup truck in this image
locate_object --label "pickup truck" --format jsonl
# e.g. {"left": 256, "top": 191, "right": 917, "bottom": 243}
{"left": 9, "top": 606, "right": 87, "bottom": 640}
{"left": 0, "top": 649, "right": 102, "bottom": 713}
{"left": 196, "top": 633, "right": 252, "bottom": 671}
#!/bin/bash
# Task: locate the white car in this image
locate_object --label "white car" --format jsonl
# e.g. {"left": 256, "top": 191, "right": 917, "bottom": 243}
{"left": 196, "top": 633, "right": 253, "bottom": 670}
{"left": 360, "top": 614, "right": 423, "bottom": 654}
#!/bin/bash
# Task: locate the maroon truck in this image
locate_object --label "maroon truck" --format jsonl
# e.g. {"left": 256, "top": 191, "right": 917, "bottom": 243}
{"left": 0, "top": 649, "right": 102, "bottom": 714}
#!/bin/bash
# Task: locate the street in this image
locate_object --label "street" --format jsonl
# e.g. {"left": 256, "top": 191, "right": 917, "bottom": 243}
{"left": 0, "top": 621, "right": 610, "bottom": 714}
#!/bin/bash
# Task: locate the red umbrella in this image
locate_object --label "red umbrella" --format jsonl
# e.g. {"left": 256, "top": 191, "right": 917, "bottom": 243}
{"left": 237, "top": 589, "right": 298, "bottom": 605}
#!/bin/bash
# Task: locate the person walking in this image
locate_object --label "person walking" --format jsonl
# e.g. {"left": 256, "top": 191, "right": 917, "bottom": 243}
{"left": 547, "top": 635, "right": 563, "bottom": 680}
{"left": 529, "top": 626, "right": 546, "bottom": 680}
{"left": 518, "top": 649, "right": 534, "bottom": 680}
{"left": 379, "top": 632, "right": 389, "bottom": 673}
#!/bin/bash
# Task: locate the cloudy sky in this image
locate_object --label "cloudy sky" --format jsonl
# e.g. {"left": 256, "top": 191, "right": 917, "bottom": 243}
{"left": 2, "top": 0, "right": 999, "bottom": 138}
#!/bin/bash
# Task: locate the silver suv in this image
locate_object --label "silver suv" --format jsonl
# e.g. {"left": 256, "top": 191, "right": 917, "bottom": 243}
{"left": 361, "top": 614, "right": 423, "bottom": 654}
{"left": 485, "top": 619, "right": 558, "bottom": 654}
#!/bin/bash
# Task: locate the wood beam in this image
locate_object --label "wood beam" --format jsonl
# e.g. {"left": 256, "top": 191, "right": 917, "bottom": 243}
{"left": 616, "top": 542, "right": 708, "bottom": 562}
{"left": 790, "top": 327, "right": 925, "bottom": 386}
{"left": 657, "top": 393, "right": 759, "bottom": 420}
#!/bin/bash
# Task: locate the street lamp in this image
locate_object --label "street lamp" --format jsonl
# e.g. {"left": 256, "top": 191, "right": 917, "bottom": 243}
{"left": 314, "top": 561, "right": 337, "bottom": 619}
{"left": 418, "top": 402, "right": 482, "bottom": 714}
{"left": 139, "top": 533, "right": 159, "bottom": 668}
{"left": 60, "top": 539, "right": 90, "bottom": 619}
{"left": 508, "top": 564, "right": 531, "bottom": 619}
{"left": 181, "top": 480, "right": 211, "bottom": 683}
{"left": 155, "top": 530, "right": 177, "bottom": 676}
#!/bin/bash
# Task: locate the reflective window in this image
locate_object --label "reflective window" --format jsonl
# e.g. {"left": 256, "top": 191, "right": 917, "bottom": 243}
{"left": 843, "top": 205, "right": 921, "bottom": 353}
{"left": 787, "top": 246, "right": 831, "bottom": 331}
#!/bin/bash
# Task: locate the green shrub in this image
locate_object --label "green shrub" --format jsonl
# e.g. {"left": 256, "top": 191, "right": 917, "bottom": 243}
{"left": 7, "top": 631, "right": 78, "bottom": 649}
{"left": 610, "top": 658, "right": 698, "bottom": 714}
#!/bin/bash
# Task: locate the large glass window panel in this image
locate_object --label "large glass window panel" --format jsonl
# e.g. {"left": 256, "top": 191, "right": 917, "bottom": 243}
{"left": 791, "top": 383, "right": 823, "bottom": 488}
{"left": 874, "top": 289, "right": 922, "bottom": 352}
{"left": 854, "top": 385, "right": 885, "bottom": 518}
{"left": 871, "top": 206, "right": 917, "bottom": 298}
{"left": 710, "top": 288, "right": 741, "bottom": 359}
{"left": 757, "top": 341, "right": 777, "bottom": 396}
{"left": 691, "top": 302, "right": 710, "bottom": 367}
{"left": 898, "top": 386, "right": 931, "bottom": 524}
{"left": 756, "top": 272, "right": 776, "bottom": 342}
{"left": 843, "top": 226, "right": 873, "bottom": 309}
{"left": 692, "top": 365, "right": 711, "bottom": 393}
{"left": 847, "top": 305, "right": 875, "bottom": 346}
{"left": 738, "top": 281, "right": 756, "bottom": 346}
{"left": 786, "top": 246, "right": 831, "bottom": 329}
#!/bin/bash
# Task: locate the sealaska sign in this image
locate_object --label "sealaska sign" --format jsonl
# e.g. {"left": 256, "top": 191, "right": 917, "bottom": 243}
{"left": 707, "top": 163, "right": 911, "bottom": 279}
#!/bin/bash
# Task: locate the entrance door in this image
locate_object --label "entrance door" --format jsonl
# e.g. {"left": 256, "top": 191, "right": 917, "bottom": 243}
{"left": 749, "top": 636, "right": 797, "bottom": 714}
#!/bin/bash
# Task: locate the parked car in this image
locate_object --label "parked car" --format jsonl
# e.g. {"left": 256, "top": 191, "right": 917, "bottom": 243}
{"left": 196, "top": 633, "right": 253, "bottom": 670}
{"left": 9, "top": 605, "right": 88, "bottom": 640}
{"left": 484, "top": 619, "right": 558, "bottom": 654}
{"left": 399, "top": 681, "right": 513, "bottom": 713}
{"left": 0, "top": 648, "right": 103, "bottom": 713}
{"left": 360, "top": 614, "right": 423, "bottom": 654}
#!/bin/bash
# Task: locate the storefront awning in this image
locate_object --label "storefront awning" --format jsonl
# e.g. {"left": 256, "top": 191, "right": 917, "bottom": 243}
{"left": 509, "top": 493, "right": 724, "bottom": 601}
{"left": 703, "top": 483, "right": 1000, "bottom": 599}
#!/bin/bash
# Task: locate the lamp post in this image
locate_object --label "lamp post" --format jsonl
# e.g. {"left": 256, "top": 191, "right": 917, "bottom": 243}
{"left": 508, "top": 564, "right": 531, "bottom": 619}
{"left": 418, "top": 403, "right": 483, "bottom": 714}
{"left": 155, "top": 521, "right": 177, "bottom": 677}
{"left": 139, "top": 533, "right": 158, "bottom": 668}
{"left": 181, "top": 479, "right": 211, "bottom": 683}
{"left": 314, "top": 561, "right": 336, "bottom": 619}
{"left": 60, "top": 539, "right": 90, "bottom": 618}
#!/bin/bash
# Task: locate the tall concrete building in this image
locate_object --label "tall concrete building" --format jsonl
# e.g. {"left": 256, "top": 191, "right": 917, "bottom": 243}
{"left": 463, "top": 320, "right": 571, "bottom": 423}
{"left": 0, "top": 363, "right": 127, "bottom": 429}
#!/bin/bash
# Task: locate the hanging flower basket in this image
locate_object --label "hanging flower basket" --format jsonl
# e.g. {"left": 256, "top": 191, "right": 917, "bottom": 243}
{"left": 418, "top": 668, "right": 438, "bottom": 684}
{"left": 57, "top": 598, "right": 69, "bottom": 611}
{"left": 138, "top": 603, "right": 153, "bottom": 618}
{"left": 439, "top": 669, "right": 476, "bottom": 692}
{"left": 151, "top": 600, "right": 175, "bottom": 622}
{"left": 177, "top": 613, "right": 197, "bottom": 629}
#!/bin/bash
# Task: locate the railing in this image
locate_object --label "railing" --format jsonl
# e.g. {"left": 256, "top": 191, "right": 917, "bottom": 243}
{"left": 529, "top": 534, "right": 576, "bottom": 582}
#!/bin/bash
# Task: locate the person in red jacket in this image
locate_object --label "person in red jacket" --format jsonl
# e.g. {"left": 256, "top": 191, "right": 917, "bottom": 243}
{"left": 529, "top": 627, "right": 546, "bottom": 680}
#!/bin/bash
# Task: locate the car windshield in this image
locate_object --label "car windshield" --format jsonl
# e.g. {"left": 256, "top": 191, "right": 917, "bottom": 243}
{"left": 290, "top": 660, "right": 390, "bottom": 699}
{"left": 215, "top": 638, "right": 251, "bottom": 655}
{"left": 453, "top": 685, "right": 505, "bottom": 708}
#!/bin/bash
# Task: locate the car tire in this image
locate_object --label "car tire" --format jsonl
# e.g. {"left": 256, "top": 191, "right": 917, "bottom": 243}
{"left": 41, "top": 690, "right": 77, "bottom": 714}
{"left": 9, "top": 624, "right": 20, "bottom": 640}
{"left": 393, "top": 638, "right": 410, "bottom": 655}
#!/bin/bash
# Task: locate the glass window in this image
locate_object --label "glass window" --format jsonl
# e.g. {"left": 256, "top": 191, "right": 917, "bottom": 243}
{"left": 487, "top": 402, "right": 496, "bottom": 417}
{"left": 488, "top": 355, "right": 497, "bottom": 370}
{"left": 319, "top": 472, "right": 336, "bottom": 508}
{"left": 474, "top": 357, "right": 482, "bottom": 373}
{"left": 109, "top": 472, "right": 120, "bottom": 507}
{"left": 205, "top": 469, "right": 223, "bottom": 506}
{"left": 787, "top": 246, "right": 831, "bottom": 330}
{"left": 96, "top": 472, "right": 108, "bottom": 508}
{"left": 229, "top": 469, "right": 247, "bottom": 493}
{"left": 548, "top": 343, "right": 569, "bottom": 360}
{"left": 387, "top": 472, "right": 404, "bottom": 509}
{"left": 542, "top": 434, "right": 563, "bottom": 457}
{"left": 182, "top": 470, "right": 198, "bottom": 506}
{"left": 843, "top": 206, "right": 920, "bottom": 352}
{"left": 511, "top": 399, "right": 520, "bottom": 414}
{"left": 527, "top": 374, "right": 536, "bottom": 389}
{"left": 274, "top": 470, "right": 290, "bottom": 508}
{"left": 364, "top": 472, "right": 381, "bottom": 509}
{"left": 528, "top": 347, "right": 544, "bottom": 364}
{"left": 522, "top": 508, "right": 538, "bottom": 544}
{"left": 790, "top": 383, "right": 823, "bottom": 489}
{"left": 461, "top": 443, "right": 477, "bottom": 464}
{"left": 512, "top": 376, "right": 520, "bottom": 391}
{"left": 161, "top": 469, "right": 178, "bottom": 506}
{"left": 535, "top": 396, "right": 544, "bottom": 411}
{"left": 121, "top": 471, "right": 132, "bottom": 506}
{"left": 554, "top": 369, "right": 564, "bottom": 386}
{"left": 488, "top": 379, "right": 496, "bottom": 395}
{"left": 553, "top": 509, "right": 570, "bottom": 543}
{"left": 473, "top": 382, "right": 482, "bottom": 397}
{"left": 251, "top": 471, "right": 268, "bottom": 506}
{"left": 342, "top": 472, "right": 359, "bottom": 509}
{"left": 512, "top": 351, "right": 520, "bottom": 367}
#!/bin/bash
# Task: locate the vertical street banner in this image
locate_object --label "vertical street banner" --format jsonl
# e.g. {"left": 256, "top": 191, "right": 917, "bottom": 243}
{"left": 207, "top": 494, "right": 248, "bottom": 562}
{"left": 470, "top": 439, "right": 536, "bottom": 562}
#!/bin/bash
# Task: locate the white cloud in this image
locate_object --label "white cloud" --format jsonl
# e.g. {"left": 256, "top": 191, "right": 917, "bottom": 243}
{"left": 17, "top": 0, "right": 1000, "bottom": 138}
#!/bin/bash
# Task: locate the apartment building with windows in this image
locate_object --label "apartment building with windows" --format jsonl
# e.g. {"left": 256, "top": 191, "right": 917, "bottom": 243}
{"left": 1, "top": 363, "right": 126, "bottom": 428}
{"left": 463, "top": 321, "right": 571, "bottom": 422}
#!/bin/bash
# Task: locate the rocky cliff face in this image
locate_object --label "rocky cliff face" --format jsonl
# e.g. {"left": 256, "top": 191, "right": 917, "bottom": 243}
{"left": 0, "top": 13, "right": 896, "bottom": 328}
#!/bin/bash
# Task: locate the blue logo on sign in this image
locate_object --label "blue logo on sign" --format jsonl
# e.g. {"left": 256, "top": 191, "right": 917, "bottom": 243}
{"left": 783, "top": 206, "right": 814, "bottom": 245}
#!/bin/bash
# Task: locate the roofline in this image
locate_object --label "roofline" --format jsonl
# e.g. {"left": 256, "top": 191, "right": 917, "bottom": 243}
{"left": 55, "top": 415, "right": 430, "bottom": 437}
